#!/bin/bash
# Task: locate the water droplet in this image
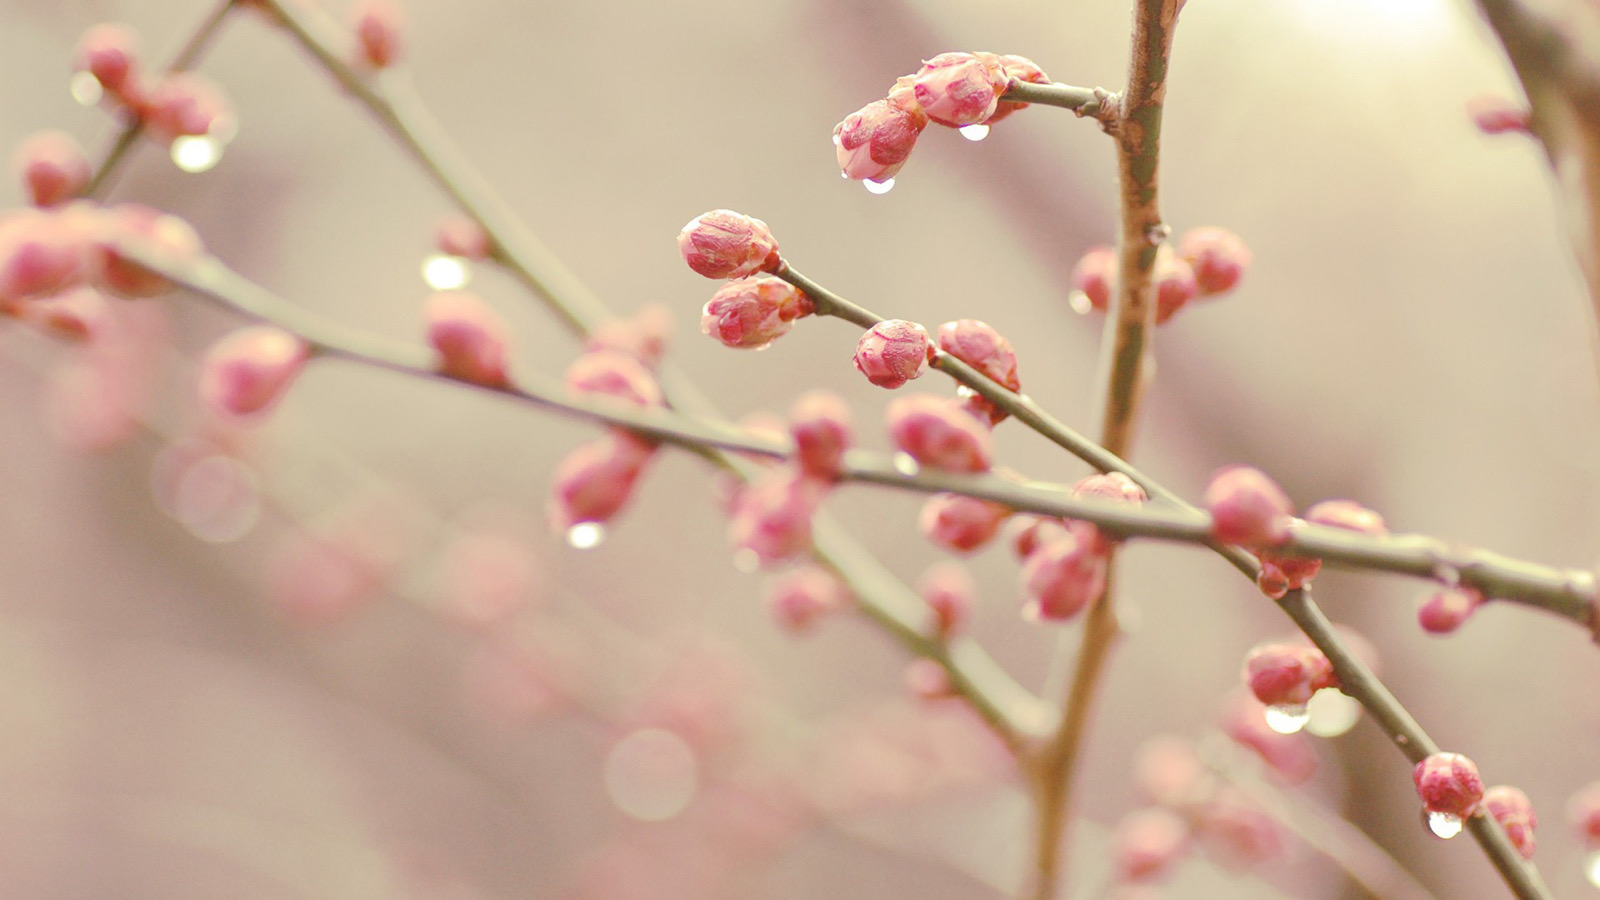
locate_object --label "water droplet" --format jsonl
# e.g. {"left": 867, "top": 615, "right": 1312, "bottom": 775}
{"left": 1263, "top": 702, "right": 1310, "bottom": 734}
{"left": 70, "top": 71, "right": 103, "bottom": 107}
{"left": 566, "top": 521, "right": 606, "bottom": 549}
{"left": 1305, "top": 688, "right": 1362, "bottom": 737}
{"left": 421, "top": 253, "right": 471, "bottom": 291}
{"left": 864, "top": 177, "right": 895, "bottom": 195}
{"left": 170, "top": 135, "right": 222, "bottom": 173}
{"left": 1426, "top": 809, "right": 1463, "bottom": 839}
{"left": 892, "top": 453, "right": 920, "bottom": 476}
{"left": 831, "top": 133, "right": 842, "bottom": 146}
{"left": 732, "top": 549, "right": 760, "bottom": 573}
{"left": 604, "top": 728, "right": 697, "bottom": 822}
{"left": 173, "top": 455, "right": 260, "bottom": 544}
{"left": 1068, "top": 291, "right": 1093, "bottom": 316}
{"left": 958, "top": 123, "right": 990, "bottom": 142}
{"left": 1584, "top": 849, "right": 1600, "bottom": 887}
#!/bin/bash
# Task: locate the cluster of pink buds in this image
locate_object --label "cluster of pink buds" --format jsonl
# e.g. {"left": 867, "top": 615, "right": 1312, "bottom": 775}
{"left": 1003, "top": 473, "right": 1145, "bottom": 624}
{"left": 832, "top": 52, "right": 1050, "bottom": 185}
{"left": 548, "top": 345, "right": 670, "bottom": 534}
{"left": 1068, "top": 226, "right": 1250, "bottom": 323}
{"left": 1254, "top": 498, "right": 1387, "bottom": 599}
{"left": 727, "top": 392, "right": 854, "bottom": 570}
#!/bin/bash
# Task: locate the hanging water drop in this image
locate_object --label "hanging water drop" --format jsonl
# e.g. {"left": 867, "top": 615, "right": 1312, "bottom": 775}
{"left": 958, "top": 123, "right": 990, "bottom": 142}
{"left": 864, "top": 177, "right": 895, "bottom": 195}
{"left": 831, "top": 133, "right": 842, "bottom": 147}
{"left": 70, "top": 71, "right": 103, "bottom": 107}
{"left": 1305, "top": 688, "right": 1362, "bottom": 737}
{"left": 892, "top": 452, "right": 920, "bottom": 476}
{"left": 1263, "top": 702, "right": 1310, "bottom": 734}
{"left": 421, "top": 253, "right": 471, "bottom": 291}
{"left": 566, "top": 521, "right": 606, "bottom": 549}
{"left": 1584, "top": 849, "right": 1600, "bottom": 888}
{"left": 1068, "top": 291, "right": 1093, "bottom": 316}
{"left": 1426, "top": 809, "right": 1463, "bottom": 839}
{"left": 170, "top": 135, "right": 223, "bottom": 173}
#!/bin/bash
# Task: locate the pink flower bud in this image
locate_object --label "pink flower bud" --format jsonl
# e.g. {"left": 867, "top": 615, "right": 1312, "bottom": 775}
{"left": 1206, "top": 465, "right": 1292, "bottom": 546}
{"left": 702, "top": 275, "right": 810, "bottom": 350}
{"left": 1153, "top": 247, "right": 1198, "bottom": 324}
{"left": 1006, "top": 515, "right": 1071, "bottom": 560}
{"left": 886, "top": 395, "right": 993, "bottom": 473}
{"left": 728, "top": 471, "right": 821, "bottom": 566}
{"left": 15, "top": 286, "right": 109, "bottom": 342}
{"left": 1072, "top": 471, "right": 1147, "bottom": 504}
{"left": 198, "top": 325, "right": 310, "bottom": 419}
{"left": 0, "top": 208, "right": 92, "bottom": 303}
{"left": 983, "top": 54, "right": 1050, "bottom": 124}
{"left": 1566, "top": 781, "right": 1600, "bottom": 847}
{"left": 1305, "top": 499, "right": 1387, "bottom": 535}
{"left": 564, "top": 349, "right": 664, "bottom": 407}
{"left": 1221, "top": 692, "right": 1317, "bottom": 784}
{"left": 548, "top": 433, "right": 654, "bottom": 529}
{"left": 1133, "top": 736, "right": 1211, "bottom": 807}
{"left": 1243, "top": 643, "right": 1335, "bottom": 707}
{"left": 1177, "top": 227, "right": 1251, "bottom": 297}
{"left": 918, "top": 560, "right": 975, "bottom": 638}
{"left": 1414, "top": 752, "right": 1484, "bottom": 818}
{"left": 936, "top": 318, "right": 1020, "bottom": 392}
{"left": 1254, "top": 539, "right": 1321, "bottom": 599}
{"left": 911, "top": 52, "right": 1008, "bottom": 128}
{"left": 13, "top": 131, "right": 90, "bottom": 208}
{"left": 854, "top": 319, "right": 932, "bottom": 388}
{"left": 766, "top": 566, "right": 848, "bottom": 633}
{"left": 1467, "top": 95, "right": 1532, "bottom": 135}
{"left": 425, "top": 291, "right": 511, "bottom": 387}
{"left": 903, "top": 658, "right": 957, "bottom": 701}
{"left": 789, "top": 390, "right": 852, "bottom": 481}
{"left": 1113, "top": 808, "right": 1191, "bottom": 884}
{"left": 351, "top": 0, "right": 405, "bottom": 69}
{"left": 1022, "top": 526, "right": 1107, "bottom": 622}
{"left": 1070, "top": 245, "right": 1116, "bottom": 312}
{"left": 1483, "top": 785, "right": 1537, "bottom": 859}
{"left": 94, "top": 203, "right": 204, "bottom": 298}
{"left": 1417, "top": 585, "right": 1484, "bottom": 634}
{"left": 74, "top": 23, "right": 144, "bottom": 106}
{"left": 678, "top": 209, "right": 781, "bottom": 280}
{"left": 586, "top": 304, "right": 674, "bottom": 370}
{"left": 143, "top": 72, "right": 233, "bottom": 141}
{"left": 434, "top": 212, "right": 491, "bottom": 260}
{"left": 834, "top": 97, "right": 928, "bottom": 183}
{"left": 919, "top": 493, "right": 1009, "bottom": 553}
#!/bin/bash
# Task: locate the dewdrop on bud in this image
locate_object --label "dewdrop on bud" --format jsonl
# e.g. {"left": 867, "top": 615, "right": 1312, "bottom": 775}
{"left": 198, "top": 325, "right": 309, "bottom": 419}
{"left": 144, "top": 72, "right": 233, "bottom": 141}
{"left": 1069, "top": 245, "right": 1116, "bottom": 314}
{"left": 765, "top": 566, "right": 848, "bottom": 634}
{"left": 911, "top": 52, "right": 1008, "bottom": 128}
{"left": 424, "top": 291, "right": 511, "bottom": 387}
{"left": 549, "top": 434, "right": 654, "bottom": 532}
{"left": 854, "top": 319, "right": 932, "bottom": 388}
{"left": 1414, "top": 752, "right": 1484, "bottom": 827}
{"left": 1418, "top": 585, "right": 1484, "bottom": 634}
{"left": 701, "top": 275, "right": 811, "bottom": 350}
{"left": 93, "top": 204, "right": 204, "bottom": 298}
{"left": 13, "top": 131, "right": 90, "bottom": 208}
{"left": 834, "top": 97, "right": 927, "bottom": 183}
{"left": 919, "top": 493, "right": 1008, "bottom": 553}
{"left": 918, "top": 561, "right": 975, "bottom": 639}
{"left": 983, "top": 54, "right": 1050, "bottom": 125}
{"left": 789, "top": 391, "right": 852, "bottom": 481}
{"left": 1483, "top": 785, "right": 1538, "bottom": 859}
{"left": 350, "top": 0, "right": 406, "bottom": 69}
{"left": 1153, "top": 247, "right": 1198, "bottom": 324}
{"left": 886, "top": 395, "right": 993, "bottom": 473}
{"left": 728, "top": 471, "right": 821, "bottom": 566}
{"left": 1178, "top": 227, "right": 1251, "bottom": 297}
{"left": 678, "top": 210, "right": 781, "bottom": 280}
{"left": 1021, "top": 525, "right": 1107, "bottom": 622}
{"left": 564, "top": 350, "right": 665, "bottom": 408}
{"left": 1206, "top": 466, "right": 1292, "bottom": 546}
{"left": 73, "top": 23, "right": 144, "bottom": 107}
{"left": 1243, "top": 643, "right": 1336, "bottom": 709}
{"left": 1221, "top": 693, "right": 1318, "bottom": 783}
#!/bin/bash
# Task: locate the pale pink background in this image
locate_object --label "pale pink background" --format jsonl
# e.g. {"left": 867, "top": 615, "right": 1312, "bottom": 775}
{"left": 1, "top": 0, "right": 1598, "bottom": 897}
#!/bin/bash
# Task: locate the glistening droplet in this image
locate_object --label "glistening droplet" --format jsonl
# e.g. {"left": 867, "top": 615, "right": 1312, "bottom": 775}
{"left": 1068, "top": 291, "right": 1093, "bottom": 316}
{"left": 566, "top": 521, "right": 606, "bottom": 549}
{"left": 958, "top": 123, "right": 990, "bottom": 142}
{"left": 1263, "top": 702, "right": 1310, "bottom": 734}
{"left": 864, "top": 177, "right": 895, "bottom": 195}
{"left": 1305, "top": 688, "right": 1362, "bottom": 737}
{"left": 1584, "top": 849, "right": 1600, "bottom": 888}
{"left": 1426, "top": 809, "right": 1463, "bottom": 839}
{"left": 70, "top": 72, "right": 103, "bottom": 107}
{"left": 170, "top": 135, "right": 223, "bottom": 173}
{"left": 421, "top": 253, "right": 470, "bottom": 291}
{"left": 892, "top": 453, "right": 920, "bottom": 476}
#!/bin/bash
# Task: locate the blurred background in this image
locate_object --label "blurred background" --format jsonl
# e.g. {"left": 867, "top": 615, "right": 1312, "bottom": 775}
{"left": 2, "top": 0, "right": 1599, "bottom": 897}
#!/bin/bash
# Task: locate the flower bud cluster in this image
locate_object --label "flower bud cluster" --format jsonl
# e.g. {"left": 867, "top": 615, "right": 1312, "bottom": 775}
{"left": 73, "top": 24, "right": 237, "bottom": 159}
{"left": 1067, "top": 226, "right": 1251, "bottom": 323}
{"left": 548, "top": 342, "right": 670, "bottom": 532}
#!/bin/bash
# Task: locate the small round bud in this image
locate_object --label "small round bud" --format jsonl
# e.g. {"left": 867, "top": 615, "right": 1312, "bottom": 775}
{"left": 93, "top": 203, "right": 204, "bottom": 298}
{"left": 198, "top": 325, "right": 310, "bottom": 419}
{"left": 1565, "top": 781, "right": 1600, "bottom": 847}
{"left": 1072, "top": 471, "right": 1147, "bottom": 504}
{"left": 1417, "top": 585, "right": 1484, "bottom": 634}
{"left": 886, "top": 395, "right": 993, "bottom": 473}
{"left": 903, "top": 658, "right": 957, "bottom": 701}
{"left": 1205, "top": 465, "right": 1292, "bottom": 546}
{"left": 1305, "top": 499, "right": 1387, "bottom": 536}
{"left": 1113, "top": 808, "right": 1191, "bottom": 884}
{"left": 1021, "top": 526, "right": 1107, "bottom": 622}
{"left": 549, "top": 433, "right": 654, "bottom": 530}
{"left": 918, "top": 561, "right": 975, "bottom": 639}
{"left": 1006, "top": 515, "right": 1071, "bottom": 560}
{"left": 911, "top": 52, "right": 1008, "bottom": 128}
{"left": 1243, "top": 643, "right": 1335, "bottom": 708}
{"left": 434, "top": 213, "right": 491, "bottom": 260}
{"left": 0, "top": 208, "right": 92, "bottom": 303}
{"left": 1483, "top": 785, "right": 1537, "bottom": 859}
{"left": 701, "top": 275, "right": 810, "bottom": 350}
{"left": 586, "top": 305, "right": 674, "bottom": 370}
{"left": 424, "top": 291, "right": 511, "bottom": 387}
{"left": 983, "top": 54, "right": 1050, "bottom": 124}
{"left": 1070, "top": 245, "right": 1116, "bottom": 312}
{"left": 728, "top": 471, "right": 821, "bottom": 566}
{"left": 350, "top": 0, "right": 405, "bottom": 69}
{"left": 854, "top": 319, "right": 932, "bottom": 388}
{"left": 1153, "top": 248, "right": 1198, "bottom": 324}
{"left": 766, "top": 566, "right": 848, "bottom": 633}
{"left": 143, "top": 72, "right": 233, "bottom": 141}
{"left": 919, "top": 493, "right": 1009, "bottom": 553}
{"left": 936, "top": 319, "right": 1019, "bottom": 391}
{"left": 74, "top": 23, "right": 144, "bottom": 106}
{"left": 678, "top": 209, "right": 781, "bottom": 280}
{"left": 564, "top": 349, "right": 664, "bottom": 407}
{"left": 13, "top": 131, "right": 90, "bottom": 208}
{"left": 834, "top": 97, "right": 927, "bottom": 183}
{"left": 1177, "top": 227, "right": 1251, "bottom": 297}
{"left": 1414, "top": 752, "right": 1485, "bottom": 819}
{"left": 789, "top": 390, "right": 852, "bottom": 481}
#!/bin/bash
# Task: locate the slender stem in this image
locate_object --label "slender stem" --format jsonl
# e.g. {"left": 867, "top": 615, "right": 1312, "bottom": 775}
{"left": 1001, "top": 82, "right": 1119, "bottom": 124}
{"left": 83, "top": 0, "right": 240, "bottom": 199}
